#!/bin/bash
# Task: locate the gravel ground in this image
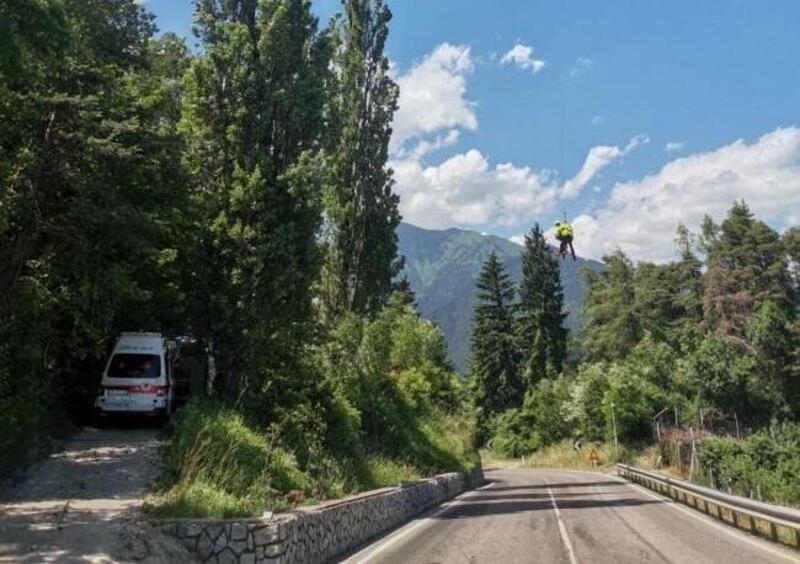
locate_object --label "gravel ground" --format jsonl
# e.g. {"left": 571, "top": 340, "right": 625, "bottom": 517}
{"left": 0, "top": 426, "right": 194, "bottom": 563}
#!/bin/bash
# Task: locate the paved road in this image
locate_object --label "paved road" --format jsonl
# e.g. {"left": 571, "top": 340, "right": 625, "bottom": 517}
{"left": 344, "top": 468, "right": 800, "bottom": 564}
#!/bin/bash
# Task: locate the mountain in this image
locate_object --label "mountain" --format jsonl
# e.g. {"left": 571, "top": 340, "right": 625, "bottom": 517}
{"left": 397, "top": 222, "right": 604, "bottom": 373}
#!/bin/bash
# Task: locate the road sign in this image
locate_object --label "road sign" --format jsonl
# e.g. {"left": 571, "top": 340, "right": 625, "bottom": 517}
{"left": 589, "top": 449, "right": 600, "bottom": 466}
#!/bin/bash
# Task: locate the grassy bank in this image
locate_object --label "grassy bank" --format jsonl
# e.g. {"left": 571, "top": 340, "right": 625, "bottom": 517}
{"left": 147, "top": 398, "right": 478, "bottom": 518}
{"left": 482, "top": 440, "right": 661, "bottom": 472}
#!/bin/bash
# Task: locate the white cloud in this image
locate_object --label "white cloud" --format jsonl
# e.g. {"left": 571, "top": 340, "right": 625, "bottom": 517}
{"left": 392, "top": 149, "right": 558, "bottom": 229}
{"left": 575, "top": 127, "right": 800, "bottom": 262}
{"left": 568, "top": 56, "right": 593, "bottom": 78}
{"left": 392, "top": 44, "right": 477, "bottom": 152}
{"left": 665, "top": 141, "right": 686, "bottom": 154}
{"left": 561, "top": 134, "right": 649, "bottom": 198}
{"left": 395, "top": 129, "right": 461, "bottom": 161}
{"left": 500, "top": 43, "right": 546, "bottom": 74}
{"left": 391, "top": 134, "right": 646, "bottom": 230}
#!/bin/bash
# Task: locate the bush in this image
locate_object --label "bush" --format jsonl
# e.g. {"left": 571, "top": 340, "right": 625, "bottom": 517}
{"left": 487, "top": 409, "right": 542, "bottom": 457}
{"left": 487, "top": 377, "right": 571, "bottom": 457}
{"left": 697, "top": 423, "right": 800, "bottom": 506}
{"left": 602, "top": 366, "right": 659, "bottom": 443}
{"left": 677, "top": 334, "right": 781, "bottom": 425}
{"left": 564, "top": 363, "right": 610, "bottom": 441}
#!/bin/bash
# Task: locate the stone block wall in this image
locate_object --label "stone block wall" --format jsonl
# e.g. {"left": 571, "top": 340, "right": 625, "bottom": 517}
{"left": 157, "top": 465, "right": 483, "bottom": 564}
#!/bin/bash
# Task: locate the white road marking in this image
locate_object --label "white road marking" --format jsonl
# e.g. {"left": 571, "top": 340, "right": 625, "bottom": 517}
{"left": 342, "top": 481, "right": 495, "bottom": 563}
{"left": 624, "top": 479, "right": 800, "bottom": 563}
{"left": 546, "top": 482, "right": 579, "bottom": 564}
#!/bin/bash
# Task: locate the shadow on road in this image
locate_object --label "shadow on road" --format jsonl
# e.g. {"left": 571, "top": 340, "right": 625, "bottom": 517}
{"left": 488, "top": 480, "right": 621, "bottom": 491}
{"left": 470, "top": 491, "right": 629, "bottom": 502}
{"left": 436, "top": 496, "right": 663, "bottom": 519}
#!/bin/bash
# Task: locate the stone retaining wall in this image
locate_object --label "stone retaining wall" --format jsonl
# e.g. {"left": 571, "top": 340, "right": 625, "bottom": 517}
{"left": 157, "top": 465, "right": 484, "bottom": 564}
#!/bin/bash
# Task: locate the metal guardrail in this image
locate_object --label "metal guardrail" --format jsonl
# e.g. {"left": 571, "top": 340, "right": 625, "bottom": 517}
{"left": 617, "top": 463, "right": 800, "bottom": 549}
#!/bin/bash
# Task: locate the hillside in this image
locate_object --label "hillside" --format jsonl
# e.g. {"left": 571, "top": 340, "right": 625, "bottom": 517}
{"left": 398, "top": 223, "right": 604, "bottom": 372}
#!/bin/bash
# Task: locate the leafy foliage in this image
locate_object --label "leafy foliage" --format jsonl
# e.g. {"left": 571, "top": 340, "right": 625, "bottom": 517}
{"left": 475, "top": 202, "right": 799, "bottom": 465}
{"left": 321, "top": 0, "right": 401, "bottom": 320}
{"left": 697, "top": 423, "right": 800, "bottom": 506}
{"left": 1, "top": 0, "right": 191, "bottom": 468}
{"left": 2, "top": 0, "right": 478, "bottom": 515}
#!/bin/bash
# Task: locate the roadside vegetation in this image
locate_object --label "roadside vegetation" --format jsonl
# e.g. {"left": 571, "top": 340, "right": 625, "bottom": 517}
{"left": 470, "top": 204, "right": 800, "bottom": 507}
{"left": 151, "top": 297, "right": 477, "bottom": 518}
{"left": 1, "top": 0, "right": 478, "bottom": 514}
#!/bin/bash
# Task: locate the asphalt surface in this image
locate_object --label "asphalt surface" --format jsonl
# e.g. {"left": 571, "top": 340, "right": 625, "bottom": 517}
{"left": 343, "top": 468, "right": 800, "bottom": 564}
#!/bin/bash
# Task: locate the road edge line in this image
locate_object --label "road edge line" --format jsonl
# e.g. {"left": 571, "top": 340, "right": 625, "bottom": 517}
{"left": 342, "top": 481, "right": 495, "bottom": 563}
{"left": 546, "top": 481, "right": 579, "bottom": 564}
{"left": 624, "top": 480, "right": 800, "bottom": 563}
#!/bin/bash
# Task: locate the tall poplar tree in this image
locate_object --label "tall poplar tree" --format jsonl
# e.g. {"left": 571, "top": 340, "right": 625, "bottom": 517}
{"left": 322, "top": 0, "right": 401, "bottom": 319}
{"left": 516, "top": 225, "right": 567, "bottom": 383}
{"left": 182, "top": 0, "right": 331, "bottom": 395}
{"left": 470, "top": 253, "right": 523, "bottom": 440}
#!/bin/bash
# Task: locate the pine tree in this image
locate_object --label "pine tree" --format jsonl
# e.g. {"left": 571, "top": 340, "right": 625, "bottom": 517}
{"left": 516, "top": 224, "right": 567, "bottom": 383}
{"left": 470, "top": 253, "right": 523, "bottom": 441}
{"left": 322, "top": 0, "right": 401, "bottom": 320}
{"left": 702, "top": 201, "right": 791, "bottom": 347}
{"left": 671, "top": 224, "right": 704, "bottom": 325}
{"left": 583, "top": 251, "right": 642, "bottom": 361}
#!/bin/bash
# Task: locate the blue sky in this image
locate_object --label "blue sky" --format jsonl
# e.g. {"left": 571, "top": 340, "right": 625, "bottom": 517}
{"left": 145, "top": 0, "right": 800, "bottom": 261}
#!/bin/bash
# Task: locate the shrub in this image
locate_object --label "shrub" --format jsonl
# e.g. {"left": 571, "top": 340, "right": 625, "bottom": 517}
{"left": 564, "top": 363, "right": 610, "bottom": 441}
{"left": 697, "top": 423, "right": 800, "bottom": 506}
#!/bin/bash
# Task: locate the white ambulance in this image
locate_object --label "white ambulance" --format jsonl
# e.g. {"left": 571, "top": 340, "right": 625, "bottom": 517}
{"left": 95, "top": 332, "right": 175, "bottom": 421}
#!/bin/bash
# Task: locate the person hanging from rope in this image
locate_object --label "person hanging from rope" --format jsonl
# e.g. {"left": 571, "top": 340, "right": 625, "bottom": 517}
{"left": 554, "top": 219, "right": 576, "bottom": 261}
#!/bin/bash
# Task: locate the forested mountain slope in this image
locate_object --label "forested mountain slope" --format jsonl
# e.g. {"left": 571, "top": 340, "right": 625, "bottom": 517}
{"left": 398, "top": 223, "right": 604, "bottom": 372}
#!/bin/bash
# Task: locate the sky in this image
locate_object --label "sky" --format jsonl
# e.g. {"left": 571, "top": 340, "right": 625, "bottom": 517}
{"left": 144, "top": 0, "right": 800, "bottom": 262}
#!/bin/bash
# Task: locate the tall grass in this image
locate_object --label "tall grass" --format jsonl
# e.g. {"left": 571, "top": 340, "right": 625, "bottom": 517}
{"left": 482, "top": 440, "right": 658, "bottom": 471}
{"left": 149, "top": 398, "right": 308, "bottom": 518}
{"left": 148, "top": 398, "right": 479, "bottom": 518}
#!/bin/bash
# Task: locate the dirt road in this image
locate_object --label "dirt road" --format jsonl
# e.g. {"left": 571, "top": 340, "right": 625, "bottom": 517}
{"left": 0, "top": 426, "right": 193, "bottom": 563}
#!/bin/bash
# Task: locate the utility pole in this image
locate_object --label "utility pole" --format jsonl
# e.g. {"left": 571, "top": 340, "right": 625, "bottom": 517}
{"left": 610, "top": 402, "right": 619, "bottom": 460}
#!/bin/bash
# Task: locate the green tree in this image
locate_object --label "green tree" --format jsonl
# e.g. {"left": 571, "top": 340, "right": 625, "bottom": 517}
{"left": 678, "top": 334, "right": 781, "bottom": 425}
{"left": 583, "top": 250, "right": 642, "bottom": 361}
{"left": 321, "top": 0, "right": 401, "bottom": 319}
{"left": 469, "top": 253, "right": 523, "bottom": 441}
{"left": 564, "top": 363, "right": 610, "bottom": 441}
{"left": 516, "top": 224, "right": 567, "bottom": 383}
{"left": 0, "top": 0, "right": 190, "bottom": 466}
{"left": 672, "top": 224, "right": 704, "bottom": 324}
{"left": 602, "top": 368, "right": 656, "bottom": 443}
{"left": 182, "top": 0, "right": 331, "bottom": 399}
{"left": 748, "top": 301, "right": 794, "bottom": 417}
{"left": 702, "top": 201, "right": 791, "bottom": 347}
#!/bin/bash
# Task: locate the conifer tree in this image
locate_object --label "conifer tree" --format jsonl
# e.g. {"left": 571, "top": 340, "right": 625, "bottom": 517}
{"left": 702, "top": 201, "right": 791, "bottom": 347}
{"left": 322, "top": 0, "right": 401, "bottom": 320}
{"left": 583, "top": 251, "right": 642, "bottom": 361}
{"left": 671, "top": 224, "right": 704, "bottom": 325}
{"left": 516, "top": 225, "right": 567, "bottom": 383}
{"left": 470, "top": 253, "right": 523, "bottom": 440}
